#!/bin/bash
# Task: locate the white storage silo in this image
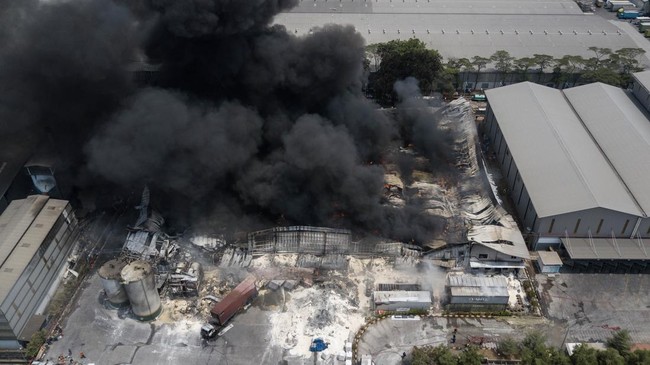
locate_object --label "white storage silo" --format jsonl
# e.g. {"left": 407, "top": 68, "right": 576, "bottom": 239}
{"left": 120, "top": 260, "right": 162, "bottom": 321}
{"left": 98, "top": 259, "right": 129, "bottom": 308}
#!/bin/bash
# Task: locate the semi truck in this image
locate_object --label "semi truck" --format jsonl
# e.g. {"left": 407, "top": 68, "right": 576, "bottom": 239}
{"left": 201, "top": 276, "right": 258, "bottom": 339}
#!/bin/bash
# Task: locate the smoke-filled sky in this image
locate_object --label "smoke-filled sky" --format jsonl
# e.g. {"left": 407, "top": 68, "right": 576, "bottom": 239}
{"left": 0, "top": 0, "right": 455, "bottom": 243}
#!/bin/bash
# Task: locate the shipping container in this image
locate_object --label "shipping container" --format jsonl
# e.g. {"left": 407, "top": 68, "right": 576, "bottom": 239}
{"left": 210, "top": 276, "right": 258, "bottom": 325}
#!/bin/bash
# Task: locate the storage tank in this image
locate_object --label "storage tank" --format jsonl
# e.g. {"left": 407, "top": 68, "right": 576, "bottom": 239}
{"left": 98, "top": 259, "right": 129, "bottom": 308}
{"left": 121, "top": 260, "right": 162, "bottom": 321}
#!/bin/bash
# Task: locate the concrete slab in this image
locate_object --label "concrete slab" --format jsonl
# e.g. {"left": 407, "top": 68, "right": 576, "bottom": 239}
{"left": 538, "top": 273, "right": 650, "bottom": 344}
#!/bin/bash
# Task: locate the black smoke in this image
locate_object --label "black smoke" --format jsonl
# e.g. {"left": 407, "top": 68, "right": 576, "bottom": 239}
{"left": 0, "top": 0, "right": 449, "bottom": 244}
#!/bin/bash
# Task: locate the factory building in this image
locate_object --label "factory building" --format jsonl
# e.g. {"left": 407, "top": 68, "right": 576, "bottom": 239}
{"left": 536, "top": 251, "right": 563, "bottom": 274}
{"left": 485, "top": 74, "right": 650, "bottom": 272}
{"left": 0, "top": 195, "right": 78, "bottom": 349}
{"left": 467, "top": 225, "right": 530, "bottom": 270}
{"left": 447, "top": 275, "right": 509, "bottom": 312}
{"left": 373, "top": 291, "right": 432, "bottom": 312}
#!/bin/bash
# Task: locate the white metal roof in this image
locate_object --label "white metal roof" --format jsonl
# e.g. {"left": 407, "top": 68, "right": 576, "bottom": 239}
{"left": 288, "top": 0, "right": 582, "bottom": 15}
{"left": 373, "top": 291, "right": 432, "bottom": 303}
{"left": 468, "top": 225, "right": 530, "bottom": 259}
{"left": 561, "top": 237, "right": 650, "bottom": 259}
{"left": 0, "top": 196, "right": 68, "bottom": 302}
{"left": 563, "top": 83, "right": 650, "bottom": 216}
{"left": 274, "top": 12, "right": 650, "bottom": 63}
{"left": 632, "top": 70, "right": 650, "bottom": 90}
{"left": 447, "top": 274, "right": 508, "bottom": 288}
{"left": 485, "top": 82, "right": 644, "bottom": 218}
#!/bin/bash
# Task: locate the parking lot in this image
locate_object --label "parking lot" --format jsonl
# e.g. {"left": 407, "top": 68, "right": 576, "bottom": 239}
{"left": 538, "top": 273, "right": 650, "bottom": 345}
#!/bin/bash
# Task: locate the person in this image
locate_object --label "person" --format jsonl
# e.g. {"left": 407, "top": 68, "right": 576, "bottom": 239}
{"left": 401, "top": 352, "right": 406, "bottom": 358}
{"left": 80, "top": 352, "right": 85, "bottom": 359}
{"left": 68, "top": 349, "right": 72, "bottom": 356}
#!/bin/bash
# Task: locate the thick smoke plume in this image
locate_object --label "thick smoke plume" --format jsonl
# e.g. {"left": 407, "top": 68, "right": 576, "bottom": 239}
{"left": 0, "top": 0, "right": 451, "bottom": 244}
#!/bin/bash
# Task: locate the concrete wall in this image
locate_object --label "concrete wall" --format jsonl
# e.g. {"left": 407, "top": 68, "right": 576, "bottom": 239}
{"left": 632, "top": 77, "right": 650, "bottom": 114}
{"left": 0, "top": 203, "right": 77, "bottom": 345}
{"left": 537, "top": 262, "right": 561, "bottom": 273}
{"left": 374, "top": 301, "right": 431, "bottom": 312}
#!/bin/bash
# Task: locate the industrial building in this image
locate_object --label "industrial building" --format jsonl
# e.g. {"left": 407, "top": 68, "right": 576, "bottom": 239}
{"left": 467, "top": 225, "right": 530, "bottom": 270}
{"left": 536, "top": 251, "right": 563, "bottom": 273}
{"left": 485, "top": 73, "right": 650, "bottom": 271}
{"left": 372, "top": 291, "right": 432, "bottom": 312}
{"left": 447, "top": 275, "right": 509, "bottom": 312}
{"left": 0, "top": 195, "right": 78, "bottom": 348}
{"left": 274, "top": 0, "right": 650, "bottom": 65}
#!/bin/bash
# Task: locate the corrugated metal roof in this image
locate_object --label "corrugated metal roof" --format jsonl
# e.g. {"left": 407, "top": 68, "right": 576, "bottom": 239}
{"left": 0, "top": 196, "right": 68, "bottom": 302}
{"left": 450, "top": 286, "right": 510, "bottom": 297}
{"left": 373, "top": 291, "right": 432, "bottom": 303}
{"left": 486, "top": 83, "right": 643, "bottom": 218}
{"left": 561, "top": 237, "right": 650, "bottom": 259}
{"left": 468, "top": 225, "right": 530, "bottom": 259}
{"left": 447, "top": 274, "right": 508, "bottom": 288}
{"left": 288, "top": 0, "right": 583, "bottom": 15}
{"left": 273, "top": 13, "right": 650, "bottom": 63}
{"left": 563, "top": 84, "right": 650, "bottom": 216}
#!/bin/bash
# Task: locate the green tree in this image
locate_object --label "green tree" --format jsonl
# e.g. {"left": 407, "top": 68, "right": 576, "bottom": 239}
{"left": 471, "top": 56, "right": 490, "bottom": 90}
{"left": 597, "top": 348, "right": 626, "bottom": 365}
{"left": 458, "top": 346, "right": 483, "bottom": 365}
{"left": 627, "top": 349, "right": 650, "bottom": 365}
{"left": 532, "top": 54, "right": 555, "bottom": 82}
{"left": 571, "top": 344, "right": 599, "bottom": 365}
{"left": 368, "top": 39, "right": 443, "bottom": 104}
{"left": 25, "top": 330, "right": 47, "bottom": 358}
{"left": 497, "top": 336, "right": 520, "bottom": 359}
{"left": 514, "top": 57, "right": 536, "bottom": 81}
{"left": 607, "top": 330, "right": 632, "bottom": 356}
{"left": 588, "top": 46, "right": 613, "bottom": 67}
{"left": 556, "top": 55, "right": 585, "bottom": 87}
{"left": 411, "top": 345, "right": 458, "bottom": 365}
{"left": 491, "top": 50, "right": 515, "bottom": 84}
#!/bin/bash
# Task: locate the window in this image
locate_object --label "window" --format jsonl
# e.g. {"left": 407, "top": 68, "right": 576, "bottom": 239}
{"left": 478, "top": 254, "right": 488, "bottom": 259}
{"left": 548, "top": 219, "right": 555, "bottom": 233}
{"left": 622, "top": 219, "right": 630, "bottom": 235}
{"left": 596, "top": 219, "right": 604, "bottom": 234}
{"left": 574, "top": 219, "right": 581, "bottom": 234}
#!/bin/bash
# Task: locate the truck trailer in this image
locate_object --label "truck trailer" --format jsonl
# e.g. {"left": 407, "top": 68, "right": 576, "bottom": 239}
{"left": 210, "top": 276, "right": 258, "bottom": 325}
{"left": 606, "top": 0, "right": 636, "bottom": 11}
{"left": 618, "top": 9, "right": 640, "bottom": 18}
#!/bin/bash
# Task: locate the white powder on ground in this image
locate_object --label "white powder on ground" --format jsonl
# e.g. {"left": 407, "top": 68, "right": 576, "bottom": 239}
{"left": 268, "top": 286, "right": 365, "bottom": 358}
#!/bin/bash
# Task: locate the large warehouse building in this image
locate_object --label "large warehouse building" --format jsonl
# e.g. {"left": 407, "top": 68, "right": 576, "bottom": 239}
{"left": 274, "top": 0, "right": 650, "bottom": 65}
{"left": 0, "top": 195, "right": 78, "bottom": 348}
{"left": 484, "top": 72, "right": 650, "bottom": 271}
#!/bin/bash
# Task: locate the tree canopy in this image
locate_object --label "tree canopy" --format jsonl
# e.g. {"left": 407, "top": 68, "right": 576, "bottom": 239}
{"left": 367, "top": 39, "right": 443, "bottom": 104}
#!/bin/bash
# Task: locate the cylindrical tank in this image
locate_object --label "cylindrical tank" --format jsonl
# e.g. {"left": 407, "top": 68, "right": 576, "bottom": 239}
{"left": 120, "top": 260, "right": 162, "bottom": 321}
{"left": 98, "top": 259, "right": 129, "bottom": 308}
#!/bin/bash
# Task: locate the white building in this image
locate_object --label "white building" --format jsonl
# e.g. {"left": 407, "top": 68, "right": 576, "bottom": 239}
{"left": 0, "top": 195, "right": 78, "bottom": 348}
{"left": 485, "top": 73, "right": 650, "bottom": 271}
